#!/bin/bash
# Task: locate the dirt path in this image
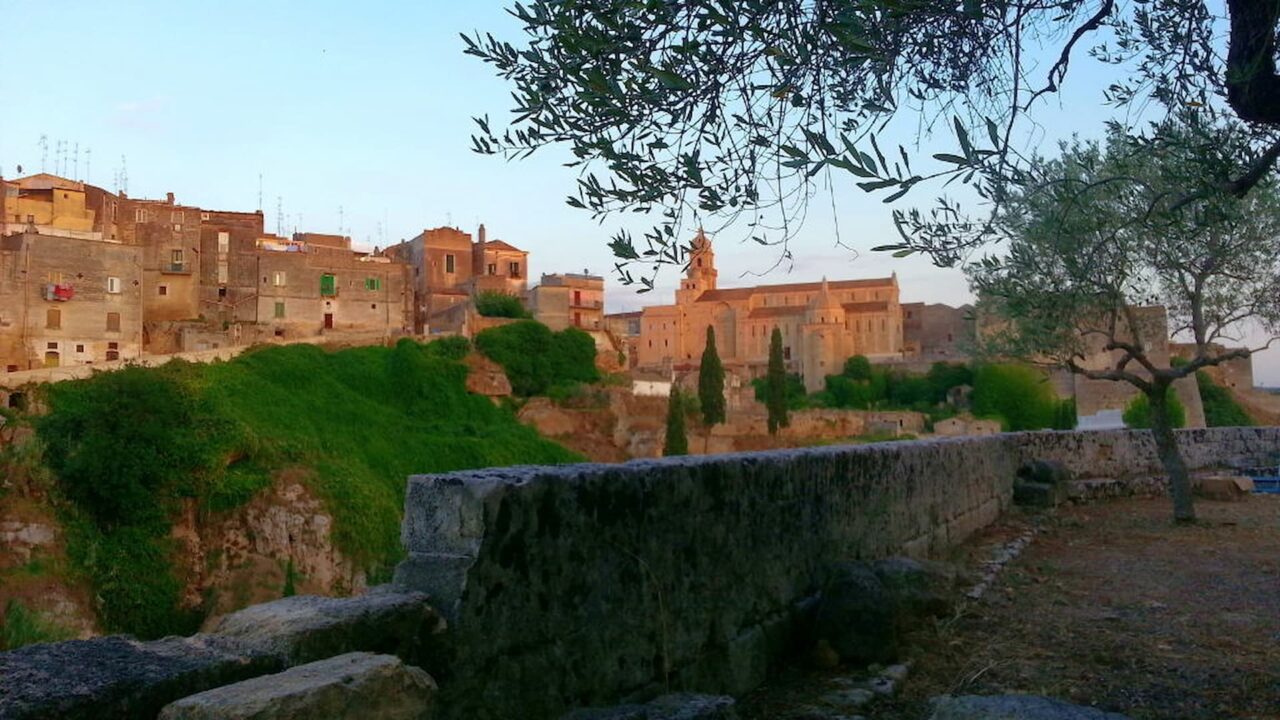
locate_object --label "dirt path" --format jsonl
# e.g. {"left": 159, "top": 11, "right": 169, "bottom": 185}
{"left": 740, "top": 496, "right": 1280, "bottom": 720}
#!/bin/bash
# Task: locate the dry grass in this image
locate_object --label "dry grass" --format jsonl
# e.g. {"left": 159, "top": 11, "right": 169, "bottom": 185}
{"left": 741, "top": 496, "right": 1280, "bottom": 720}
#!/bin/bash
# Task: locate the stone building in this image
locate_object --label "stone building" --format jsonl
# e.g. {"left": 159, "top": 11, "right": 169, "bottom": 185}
{"left": 0, "top": 231, "right": 143, "bottom": 370}
{"left": 212, "top": 233, "right": 411, "bottom": 337}
{"left": 383, "top": 224, "right": 529, "bottom": 333}
{"left": 902, "top": 302, "right": 974, "bottom": 360}
{"left": 527, "top": 272, "right": 605, "bottom": 331}
{"left": 636, "top": 232, "right": 904, "bottom": 392}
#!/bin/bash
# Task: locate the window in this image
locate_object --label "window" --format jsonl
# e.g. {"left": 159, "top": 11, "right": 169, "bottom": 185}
{"left": 218, "top": 287, "right": 227, "bottom": 298}
{"left": 320, "top": 274, "right": 337, "bottom": 297}
{"left": 158, "top": 285, "right": 168, "bottom": 296}
{"left": 201, "top": 212, "right": 211, "bottom": 221}
{"left": 217, "top": 231, "right": 229, "bottom": 252}
{"left": 487, "top": 263, "right": 497, "bottom": 275}
{"left": 46, "top": 309, "right": 60, "bottom": 329}
{"left": 108, "top": 342, "right": 118, "bottom": 350}
{"left": 445, "top": 254, "right": 456, "bottom": 274}
{"left": 134, "top": 208, "right": 147, "bottom": 222}
{"left": 217, "top": 265, "right": 228, "bottom": 284}
{"left": 171, "top": 249, "right": 184, "bottom": 266}
{"left": 508, "top": 262, "right": 520, "bottom": 277}
{"left": 47, "top": 342, "right": 58, "bottom": 350}
{"left": 173, "top": 224, "right": 182, "bottom": 232}
{"left": 783, "top": 346, "right": 792, "bottom": 360}
{"left": 106, "top": 312, "right": 120, "bottom": 332}
{"left": 364, "top": 277, "right": 381, "bottom": 291}
{"left": 272, "top": 271, "right": 287, "bottom": 287}
{"left": 109, "top": 202, "right": 118, "bottom": 220}
{"left": 274, "top": 301, "right": 286, "bottom": 319}
{"left": 107, "top": 276, "right": 121, "bottom": 294}
{"left": 171, "top": 211, "right": 184, "bottom": 223}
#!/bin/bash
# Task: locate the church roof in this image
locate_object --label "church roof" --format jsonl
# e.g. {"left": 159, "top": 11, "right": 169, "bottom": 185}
{"left": 748, "top": 306, "right": 806, "bottom": 319}
{"left": 697, "top": 276, "right": 895, "bottom": 303}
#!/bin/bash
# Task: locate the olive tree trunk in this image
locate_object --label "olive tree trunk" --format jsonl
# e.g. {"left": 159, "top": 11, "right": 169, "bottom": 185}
{"left": 1147, "top": 384, "right": 1196, "bottom": 523}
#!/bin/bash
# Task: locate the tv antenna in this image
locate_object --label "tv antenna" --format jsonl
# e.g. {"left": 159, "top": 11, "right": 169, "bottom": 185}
{"left": 338, "top": 205, "right": 345, "bottom": 236}
{"left": 276, "top": 196, "right": 284, "bottom": 237}
{"left": 257, "top": 173, "right": 263, "bottom": 212}
{"left": 38, "top": 135, "right": 48, "bottom": 172}
{"left": 119, "top": 155, "right": 129, "bottom": 195}
{"left": 73, "top": 143, "right": 80, "bottom": 180}
{"left": 85, "top": 148, "right": 92, "bottom": 183}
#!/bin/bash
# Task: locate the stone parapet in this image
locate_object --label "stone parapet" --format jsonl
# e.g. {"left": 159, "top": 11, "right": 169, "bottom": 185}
{"left": 395, "top": 428, "right": 1280, "bottom": 719}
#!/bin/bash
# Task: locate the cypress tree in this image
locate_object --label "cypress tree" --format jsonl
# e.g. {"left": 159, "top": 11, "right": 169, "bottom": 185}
{"left": 698, "top": 325, "right": 726, "bottom": 426}
{"left": 663, "top": 385, "right": 688, "bottom": 456}
{"left": 766, "top": 327, "right": 789, "bottom": 435}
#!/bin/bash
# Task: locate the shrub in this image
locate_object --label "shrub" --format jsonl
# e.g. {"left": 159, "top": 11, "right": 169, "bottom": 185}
{"left": 474, "top": 291, "right": 530, "bottom": 318}
{"left": 971, "top": 363, "right": 1063, "bottom": 431}
{"left": 843, "top": 355, "right": 872, "bottom": 381}
{"left": 424, "top": 335, "right": 471, "bottom": 361}
{"left": 1196, "top": 371, "right": 1253, "bottom": 427}
{"left": 1123, "top": 389, "right": 1187, "bottom": 429}
{"left": 474, "top": 320, "right": 599, "bottom": 395}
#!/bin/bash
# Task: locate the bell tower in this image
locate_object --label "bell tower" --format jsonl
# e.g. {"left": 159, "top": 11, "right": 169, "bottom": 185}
{"left": 675, "top": 229, "right": 718, "bottom": 305}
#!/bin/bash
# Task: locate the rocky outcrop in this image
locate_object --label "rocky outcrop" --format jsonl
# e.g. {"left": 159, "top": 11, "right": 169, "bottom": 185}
{"left": 464, "top": 353, "right": 513, "bottom": 399}
{"left": 170, "top": 473, "right": 366, "bottom": 625}
{"left": 158, "top": 652, "right": 437, "bottom": 720}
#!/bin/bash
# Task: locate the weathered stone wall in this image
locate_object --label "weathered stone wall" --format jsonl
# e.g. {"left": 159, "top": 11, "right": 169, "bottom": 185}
{"left": 393, "top": 427, "right": 1280, "bottom": 719}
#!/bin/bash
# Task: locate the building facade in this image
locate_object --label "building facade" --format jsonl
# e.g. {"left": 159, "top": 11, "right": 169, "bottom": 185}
{"left": 636, "top": 232, "right": 904, "bottom": 391}
{"left": 527, "top": 272, "right": 605, "bottom": 331}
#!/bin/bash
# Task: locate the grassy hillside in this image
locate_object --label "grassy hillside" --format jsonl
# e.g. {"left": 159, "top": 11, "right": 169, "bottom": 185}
{"left": 36, "top": 339, "right": 580, "bottom": 637}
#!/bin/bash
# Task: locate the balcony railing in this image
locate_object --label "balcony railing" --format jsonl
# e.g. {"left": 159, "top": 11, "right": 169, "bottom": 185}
{"left": 162, "top": 263, "right": 192, "bottom": 274}
{"left": 570, "top": 299, "right": 602, "bottom": 309}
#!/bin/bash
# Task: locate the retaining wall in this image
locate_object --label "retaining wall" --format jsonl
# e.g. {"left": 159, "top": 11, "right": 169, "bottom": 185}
{"left": 394, "top": 427, "right": 1280, "bottom": 719}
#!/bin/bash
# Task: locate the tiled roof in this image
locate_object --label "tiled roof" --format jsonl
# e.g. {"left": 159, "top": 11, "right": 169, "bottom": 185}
{"left": 480, "top": 240, "right": 526, "bottom": 253}
{"left": 697, "top": 276, "right": 894, "bottom": 302}
{"left": 842, "top": 301, "right": 890, "bottom": 313}
{"left": 747, "top": 306, "right": 806, "bottom": 319}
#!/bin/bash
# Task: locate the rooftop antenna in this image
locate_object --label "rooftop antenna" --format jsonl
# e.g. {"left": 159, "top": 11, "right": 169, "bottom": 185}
{"left": 119, "top": 155, "right": 128, "bottom": 195}
{"left": 73, "top": 142, "right": 80, "bottom": 180}
{"left": 275, "top": 196, "right": 284, "bottom": 237}
{"left": 338, "top": 205, "right": 345, "bottom": 236}
{"left": 85, "top": 148, "right": 92, "bottom": 184}
{"left": 257, "top": 173, "right": 263, "bottom": 212}
{"left": 38, "top": 135, "right": 48, "bottom": 172}
{"left": 446, "top": 211, "right": 452, "bottom": 227}
{"left": 55, "top": 140, "right": 64, "bottom": 176}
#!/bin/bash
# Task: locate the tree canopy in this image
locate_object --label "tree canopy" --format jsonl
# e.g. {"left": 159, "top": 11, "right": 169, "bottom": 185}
{"left": 467, "top": 0, "right": 1280, "bottom": 282}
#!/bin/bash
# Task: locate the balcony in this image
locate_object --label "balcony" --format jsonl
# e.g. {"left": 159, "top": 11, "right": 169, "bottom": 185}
{"left": 161, "top": 263, "right": 192, "bottom": 275}
{"left": 570, "top": 298, "right": 602, "bottom": 310}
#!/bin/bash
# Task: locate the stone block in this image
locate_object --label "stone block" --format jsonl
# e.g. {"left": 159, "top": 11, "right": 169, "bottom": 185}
{"left": 813, "top": 562, "right": 897, "bottom": 665}
{"left": 1013, "top": 481, "right": 1064, "bottom": 508}
{"left": 392, "top": 552, "right": 476, "bottom": 624}
{"left": 210, "top": 587, "right": 445, "bottom": 667}
{"left": 929, "top": 694, "right": 1131, "bottom": 719}
{"left": 158, "top": 652, "right": 436, "bottom": 720}
{"left": 0, "top": 634, "right": 277, "bottom": 720}
{"left": 1194, "top": 475, "right": 1254, "bottom": 501}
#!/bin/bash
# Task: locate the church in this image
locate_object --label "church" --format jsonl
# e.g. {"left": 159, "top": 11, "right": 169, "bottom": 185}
{"left": 635, "top": 232, "right": 905, "bottom": 391}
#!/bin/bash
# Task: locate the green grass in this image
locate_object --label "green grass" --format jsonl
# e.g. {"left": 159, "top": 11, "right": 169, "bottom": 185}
{"left": 1, "top": 599, "right": 73, "bottom": 650}
{"left": 37, "top": 339, "right": 581, "bottom": 637}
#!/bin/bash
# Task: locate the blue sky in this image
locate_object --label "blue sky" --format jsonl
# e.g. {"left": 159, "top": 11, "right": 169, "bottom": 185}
{"left": 3, "top": 1, "right": 1276, "bottom": 383}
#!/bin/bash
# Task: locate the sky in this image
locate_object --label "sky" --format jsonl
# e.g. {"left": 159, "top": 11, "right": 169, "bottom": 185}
{"left": 2, "top": 0, "right": 1277, "bottom": 384}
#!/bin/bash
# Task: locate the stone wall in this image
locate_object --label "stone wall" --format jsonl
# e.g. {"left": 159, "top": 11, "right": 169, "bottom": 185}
{"left": 393, "top": 427, "right": 1280, "bottom": 719}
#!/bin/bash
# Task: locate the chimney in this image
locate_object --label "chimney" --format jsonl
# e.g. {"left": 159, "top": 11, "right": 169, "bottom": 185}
{"left": 478, "top": 223, "right": 486, "bottom": 244}
{"left": 166, "top": 192, "right": 175, "bottom": 205}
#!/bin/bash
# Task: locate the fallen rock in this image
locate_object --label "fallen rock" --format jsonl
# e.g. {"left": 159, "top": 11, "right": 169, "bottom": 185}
{"left": 1014, "top": 460, "right": 1073, "bottom": 508}
{"left": 813, "top": 562, "right": 897, "bottom": 664}
{"left": 872, "top": 558, "right": 955, "bottom": 627}
{"left": 158, "top": 652, "right": 436, "bottom": 720}
{"left": 210, "top": 586, "right": 445, "bottom": 666}
{"left": 0, "top": 634, "right": 277, "bottom": 720}
{"left": 929, "top": 694, "right": 1131, "bottom": 719}
{"left": 1195, "top": 474, "right": 1254, "bottom": 501}
{"left": 562, "top": 693, "right": 737, "bottom": 719}
{"left": 464, "top": 353, "right": 512, "bottom": 398}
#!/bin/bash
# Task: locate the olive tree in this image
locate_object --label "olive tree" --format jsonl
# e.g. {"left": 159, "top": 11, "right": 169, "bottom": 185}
{"left": 968, "top": 117, "right": 1280, "bottom": 522}
{"left": 466, "top": 0, "right": 1280, "bottom": 282}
